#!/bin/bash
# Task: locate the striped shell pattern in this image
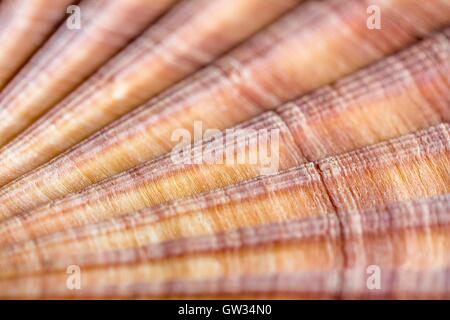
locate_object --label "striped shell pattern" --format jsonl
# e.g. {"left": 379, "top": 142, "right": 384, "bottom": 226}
{"left": 0, "top": 0, "right": 449, "bottom": 299}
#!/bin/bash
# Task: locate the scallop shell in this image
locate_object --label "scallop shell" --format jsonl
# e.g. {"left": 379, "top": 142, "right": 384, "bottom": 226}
{"left": 1, "top": 27, "right": 449, "bottom": 218}
{"left": 0, "top": 0, "right": 177, "bottom": 146}
{"left": 0, "top": 122, "right": 448, "bottom": 249}
{"left": 0, "top": 0, "right": 297, "bottom": 173}
{"left": 0, "top": 0, "right": 75, "bottom": 89}
{"left": 0, "top": 0, "right": 449, "bottom": 299}
{"left": 1, "top": 0, "right": 449, "bottom": 199}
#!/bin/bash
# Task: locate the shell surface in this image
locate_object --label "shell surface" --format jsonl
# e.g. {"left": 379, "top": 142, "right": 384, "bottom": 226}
{"left": 1, "top": 0, "right": 450, "bottom": 212}
{"left": 0, "top": 0, "right": 299, "bottom": 183}
{"left": 0, "top": 0, "right": 449, "bottom": 299}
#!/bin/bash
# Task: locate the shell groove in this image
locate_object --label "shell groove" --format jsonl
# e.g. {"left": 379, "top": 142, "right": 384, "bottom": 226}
{"left": 1, "top": 194, "right": 449, "bottom": 298}
{"left": 0, "top": 0, "right": 299, "bottom": 184}
{"left": 0, "top": 28, "right": 449, "bottom": 219}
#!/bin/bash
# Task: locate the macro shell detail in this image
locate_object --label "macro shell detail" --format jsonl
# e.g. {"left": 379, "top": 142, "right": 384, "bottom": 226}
{"left": 0, "top": 0, "right": 449, "bottom": 299}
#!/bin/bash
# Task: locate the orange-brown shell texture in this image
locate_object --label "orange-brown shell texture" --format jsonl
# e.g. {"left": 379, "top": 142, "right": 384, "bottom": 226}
{"left": 0, "top": 0, "right": 449, "bottom": 299}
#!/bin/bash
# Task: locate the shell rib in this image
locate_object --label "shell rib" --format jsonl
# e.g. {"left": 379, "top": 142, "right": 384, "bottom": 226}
{"left": 0, "top": 0, "right": 177, "bottom": 147}
{"left": 0, "top": 0, "right": 300, "bottom": 187}
{"left": 1, "top": 0, "right": 449, "bottom": 212}
{"left": 0, "top": 193, "right": 449, "bottom": 298}
{"left": 0, "top": 27, "right": 449, "bottom": 218}
{"left": 0, "top": 0, "right": 75, "bottom": 90}
{"left": 0, "top": 123, "right": 448, "bottom": 251}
